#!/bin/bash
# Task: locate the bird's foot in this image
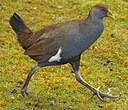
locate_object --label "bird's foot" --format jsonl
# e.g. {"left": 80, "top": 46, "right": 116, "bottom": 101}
{"left": 16, "top": 85, "right": 23, "bottom": 88}
{"left": 90, "top": 88, "right": 120, "bottom": 101}
{"left": 71, "top": 70, "right": 75, "bottom": 73}
{"left": 21, "top": 89, "right": 29, "bottom": 97}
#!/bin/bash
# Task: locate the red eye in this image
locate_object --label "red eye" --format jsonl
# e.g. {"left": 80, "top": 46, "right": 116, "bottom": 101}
{"left": 100, "top": 8, "right": 104, "bottom": 11}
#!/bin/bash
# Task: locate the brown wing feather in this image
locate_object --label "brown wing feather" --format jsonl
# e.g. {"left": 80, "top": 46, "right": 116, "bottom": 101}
{"left": 24, "top": 23, "right": 61, "bottom": 55}
{"left": 24, "top": 36, "right": 60, "bottom": 56}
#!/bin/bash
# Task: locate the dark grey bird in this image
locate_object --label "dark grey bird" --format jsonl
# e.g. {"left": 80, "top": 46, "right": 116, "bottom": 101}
{"left": 9, "top": 4, "right": 119, "bottom": 101}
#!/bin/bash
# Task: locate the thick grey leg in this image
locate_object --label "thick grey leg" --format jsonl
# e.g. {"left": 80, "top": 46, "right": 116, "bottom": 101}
{"left": 21, "top": 65, "right": 40, "bottom": 97}
{"left": 70, "top": 57, "right": 120, "bottom": 101}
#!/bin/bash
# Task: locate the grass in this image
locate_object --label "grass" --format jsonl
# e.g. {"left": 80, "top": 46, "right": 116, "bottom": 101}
{"left": 0, "top": 0, "right": 128, "bottom": 109}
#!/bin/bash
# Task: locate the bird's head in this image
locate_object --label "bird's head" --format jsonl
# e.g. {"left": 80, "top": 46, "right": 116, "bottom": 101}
{"left": 90, "top": 4, "right": 114, "bottom": 20}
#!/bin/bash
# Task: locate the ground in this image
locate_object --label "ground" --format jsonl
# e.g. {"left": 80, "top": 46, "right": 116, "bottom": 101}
{"left": 0, "top": 0, "right": 128, "bottom": 109}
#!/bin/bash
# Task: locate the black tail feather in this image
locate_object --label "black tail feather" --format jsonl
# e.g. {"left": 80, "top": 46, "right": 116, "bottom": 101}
{"left": 9, "top": 13, "right": 33, "bottom": 49}
{"left": 9, "top": 13, "right": 25, "bottom": 33}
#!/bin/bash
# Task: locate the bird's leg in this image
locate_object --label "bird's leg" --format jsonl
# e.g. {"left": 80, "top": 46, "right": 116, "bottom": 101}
{"left": 70, "top": 59, "right": 120, "bottom": 101}
{"left": 75, "top": 71, "right": 120, "bottom": 101}
{"left": 21, "top": 65, "right": 40, "bottom": 97}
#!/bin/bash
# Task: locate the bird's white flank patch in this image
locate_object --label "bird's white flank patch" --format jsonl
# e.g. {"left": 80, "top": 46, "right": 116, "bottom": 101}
{"left": 48, "top": 47, "right": 62, "bottom": 62}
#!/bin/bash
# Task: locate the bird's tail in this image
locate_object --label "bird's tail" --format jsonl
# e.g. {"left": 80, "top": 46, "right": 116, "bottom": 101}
{"left": 9, "top": 13, "right": 33, "bottom": 49}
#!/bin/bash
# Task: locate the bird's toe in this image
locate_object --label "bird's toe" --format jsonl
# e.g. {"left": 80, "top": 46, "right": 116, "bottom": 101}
{"left": 21, "top": 89, "right": 29, "bottom": 97}
{"left": 90, "top": 89, "right": 120, "bottom": 101}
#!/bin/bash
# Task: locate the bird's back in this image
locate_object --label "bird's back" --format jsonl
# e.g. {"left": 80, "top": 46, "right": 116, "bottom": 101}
{"left": 24, "top": 19, "right": 85, "bottom": 55}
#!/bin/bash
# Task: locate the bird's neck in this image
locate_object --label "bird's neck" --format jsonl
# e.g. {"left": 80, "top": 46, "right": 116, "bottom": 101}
{"left": 86, "top": 12, "right": 103, "bottom": 24}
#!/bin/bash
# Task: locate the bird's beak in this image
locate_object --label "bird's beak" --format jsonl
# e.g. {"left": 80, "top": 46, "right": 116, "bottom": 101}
{"left": 107, "top": 10, "right": 115, "bottom": 19}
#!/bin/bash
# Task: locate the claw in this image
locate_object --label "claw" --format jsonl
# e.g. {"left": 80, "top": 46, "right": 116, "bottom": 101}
{"left": 16, "top": 85, "right": 23, "bottom": 88}
{"left": 71, "top": 70, "right": 75, "bottom": 73}
{"left": 90, "top": 87, "right": 101, "bottom": 99}
{"left": 21, "top": 89, "right": 29, "bottom": 97}
{"left": 96, "top": 91, "right": 104, "bottom": 101}
{"left": 91, "top": 89, "right": 120, "bottom": 101}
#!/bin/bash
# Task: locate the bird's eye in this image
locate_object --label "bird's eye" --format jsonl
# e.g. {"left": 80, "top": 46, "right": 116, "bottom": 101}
{"left": 100, "top": 8, "right": 105, "bottom": 11}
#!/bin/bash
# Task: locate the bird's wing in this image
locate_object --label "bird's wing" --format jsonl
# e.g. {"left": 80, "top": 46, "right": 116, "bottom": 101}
{"left": 24, "top": 34, "right": 63, "bottom": 56}
{"left": 24, "top": 19, "right": 85, "bottom": 57}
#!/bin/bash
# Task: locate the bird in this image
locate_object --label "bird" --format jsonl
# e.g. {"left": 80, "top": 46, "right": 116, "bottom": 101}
{"left": 9, "top": 4, "right": 119, "bottom": 101}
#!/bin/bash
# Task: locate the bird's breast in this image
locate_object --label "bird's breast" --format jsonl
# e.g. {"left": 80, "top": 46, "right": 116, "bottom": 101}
{"left": 79, "top": 22, "right": 104, "bottom": 50}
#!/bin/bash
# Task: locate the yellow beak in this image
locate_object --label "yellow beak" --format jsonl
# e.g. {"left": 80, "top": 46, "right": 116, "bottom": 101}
{"left": 107, "top": 10, "right": 115, "bottom": 19}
